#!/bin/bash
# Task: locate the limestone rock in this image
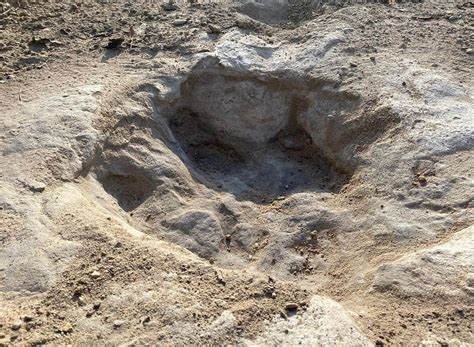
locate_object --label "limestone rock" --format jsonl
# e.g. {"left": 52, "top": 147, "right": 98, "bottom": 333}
{"left": 374, "top": 225, "right": 474, "bottom": 298}
{"left": 162, "top": 210, "right": 224, "bottom": 258}
{"left": 247, "top": 296, "right": 372, "bottom": 346}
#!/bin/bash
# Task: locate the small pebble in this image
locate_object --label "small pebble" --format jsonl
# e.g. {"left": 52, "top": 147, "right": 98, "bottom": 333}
{"left": 29, "top": 181, "right": 46, "bottom": 193}
{"left": 173, "top": 19, "right": 187, "bottom": 26}
{"left": 90, "top": 271, "right": 101, "bottom": 279}
{"left": 11, "top": 322, "right": 21, "bottom": 331}
{"left": 208, "top": 24, "right": 222, "bottom": 34}
{"left": 216, "top": 274, "right": 226, "bottom": 285}
{"left": 418, "top": 175, "right": 427, "bottom": 184}
{"left": 77, "top": 296, "right": 85, "bottom": 306}
{"left": 113, "top": 320, "right": 125, "bottom": 328}
{"left": 60, "top": 322, "right": 73, "bottom": 333}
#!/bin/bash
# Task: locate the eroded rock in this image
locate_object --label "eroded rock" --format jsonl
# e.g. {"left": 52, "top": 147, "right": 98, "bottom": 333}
{"left": 247, "top": 296, "right": 372, "bottom": 346}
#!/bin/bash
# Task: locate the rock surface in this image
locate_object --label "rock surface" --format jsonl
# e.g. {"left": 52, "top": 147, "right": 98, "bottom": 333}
{"left": 374, "top": 225, "right": 474, "bottom": 299}
{"left": 0, "top": 0, "right": 473, "bottom": 345}
{"left": 247, "top": 296, "right": 372, "bottom": 347}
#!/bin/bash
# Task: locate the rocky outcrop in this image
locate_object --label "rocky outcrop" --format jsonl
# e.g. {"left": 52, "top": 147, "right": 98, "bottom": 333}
{"left": 0, "top": 12, "right": 472, "bottom": 346}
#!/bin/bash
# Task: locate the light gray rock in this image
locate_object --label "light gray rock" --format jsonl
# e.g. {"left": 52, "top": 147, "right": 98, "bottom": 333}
{"left": 173, "top": 19, "right": 187, "bottom": 26}
{"left": 1, "top": 85, "right": 100, "bottom": 182}
{"left": 216, "top": 30, "right": 345, "bottom": 73}
{"left": 233, "top": 223, "right": 268, "bottom": 253}
{"left": 209, "top": 310, "right": 236, "bottom": 333}
{"left": 232, "top": 0, "right": 288, "bottom": 24}
{"left": 162, "top": 210, "right": 224, "bottom": 258}
{"left": 181, "top": 72, "right": 291, "bottom": 145}
{"left": 0, "top": 85, "right": 100, "bottom": 294}
{"left": 162, "top": 1, "right": 177, "bottom": 11}
{"left": 373, "top": 225, "right": 474, "bottom": 298}
{"left": 246, "top": 295, "right": 372, "bottom": 346}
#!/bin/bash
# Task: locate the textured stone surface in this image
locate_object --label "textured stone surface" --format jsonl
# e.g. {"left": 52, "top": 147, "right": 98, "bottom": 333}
{"left": 374, "top": 225, "right": 474, "bottom": 299}
{"left": 1, "top": 1, "right": 473, "bottom": 345}
{"left": 248, "top": 296, "right": 372, "bottom": 346}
